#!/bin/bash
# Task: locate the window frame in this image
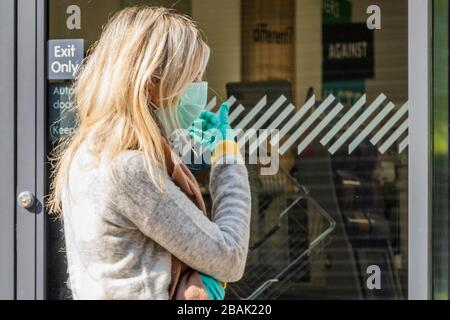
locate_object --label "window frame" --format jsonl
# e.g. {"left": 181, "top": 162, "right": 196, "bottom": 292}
{"left": 8, "top": 0, "right": 433, "bottom": 300}
{"left": 408, "top": 0, "right": 432, "bottom": 300}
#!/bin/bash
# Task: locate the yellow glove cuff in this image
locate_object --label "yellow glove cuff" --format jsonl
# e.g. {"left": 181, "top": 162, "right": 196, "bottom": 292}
{"left": 211, "top": 140, "right": 240, "bottom": 165}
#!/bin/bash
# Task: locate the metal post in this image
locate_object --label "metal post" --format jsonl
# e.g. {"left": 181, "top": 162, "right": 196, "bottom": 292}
{"left": 408, "top": 0, "right": 432, "bottom": 300}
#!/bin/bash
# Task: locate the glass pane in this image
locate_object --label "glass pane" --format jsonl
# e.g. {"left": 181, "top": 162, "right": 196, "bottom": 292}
{"left": 432, "top": 0, "right": 449, "bottom": 300}
{"left": 47, "top": 0, "right": 409, "bottom": 299}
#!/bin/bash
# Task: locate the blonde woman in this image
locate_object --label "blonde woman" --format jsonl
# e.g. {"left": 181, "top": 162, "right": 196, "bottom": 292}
{"left": 48, "top": 6, "right": 250, "bottom": 300}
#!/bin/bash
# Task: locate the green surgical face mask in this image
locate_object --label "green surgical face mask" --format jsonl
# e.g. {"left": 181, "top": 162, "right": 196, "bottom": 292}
{"left": 157, "top": 82, "right": 208, "bottom": 135}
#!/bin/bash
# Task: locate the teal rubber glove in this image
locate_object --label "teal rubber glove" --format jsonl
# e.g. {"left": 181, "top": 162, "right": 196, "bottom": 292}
{"left": 210, "top": 102, "right": 234, "bottom": 141}
{"left": 199, "top": 273, "right": 225, "bottom": 300}
{"left": 188, "top": 118, "right": 217, "bottom": 151}
{"left": 188, "top": 103, "right": 235, "bottom": 151}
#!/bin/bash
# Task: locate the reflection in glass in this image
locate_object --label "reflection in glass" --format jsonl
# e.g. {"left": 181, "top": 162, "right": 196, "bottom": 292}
{"left": 47, "top": 0, "right": 409, "bottom": 299}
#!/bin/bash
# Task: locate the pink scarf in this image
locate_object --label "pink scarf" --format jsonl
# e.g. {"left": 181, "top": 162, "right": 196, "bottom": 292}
{"left": 162, "top": 141, "right": 210, "bottom": 300}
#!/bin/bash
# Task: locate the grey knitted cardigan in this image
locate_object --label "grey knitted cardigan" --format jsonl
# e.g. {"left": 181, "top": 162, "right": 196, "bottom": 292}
{"left": 61, "top": 141, "right": 251, "bottom": 299}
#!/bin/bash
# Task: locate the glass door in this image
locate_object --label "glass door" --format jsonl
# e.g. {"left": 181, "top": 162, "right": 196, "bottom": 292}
{"left": 45, "top": 0, "right": 412, "bottom": 299}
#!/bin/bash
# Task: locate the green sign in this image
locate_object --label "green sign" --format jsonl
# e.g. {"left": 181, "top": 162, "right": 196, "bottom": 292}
{"left": 322, "top": 0, "right": 365, "bottom": 115}
{"left": 322, "top": 80, "right": 365, "bottom": 108}
{"left": 322, "top": 0, "right": 352, "bottom": 24}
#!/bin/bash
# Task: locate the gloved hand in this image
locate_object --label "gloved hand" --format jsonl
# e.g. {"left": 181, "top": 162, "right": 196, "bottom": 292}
{"left": 188, "top": 103, "right": 235, "bottom": 151}
{"left": 188, "top": 118, "right": 216, "bottom": 151}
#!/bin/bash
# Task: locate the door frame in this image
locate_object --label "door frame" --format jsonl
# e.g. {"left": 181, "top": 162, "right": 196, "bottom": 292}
{"left": 408, "top": 0, "right": 432, "bottom": 300}
{"left": 9, "top": 0, "right": 432, "bottom": 300}
{"left": 0, "top": 0, "right": 17, "bottom": 300}
{"left": 15, "top": 0, "right": 47, "bottom": 300}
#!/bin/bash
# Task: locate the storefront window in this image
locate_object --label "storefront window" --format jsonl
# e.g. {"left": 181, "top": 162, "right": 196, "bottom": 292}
{"left": 47, "top": 0, "right": 409, "bottom": 299}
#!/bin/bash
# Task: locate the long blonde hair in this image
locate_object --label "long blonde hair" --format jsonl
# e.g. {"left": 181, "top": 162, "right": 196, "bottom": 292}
{"left": 48, "top": 6, "right": 210, "bottom": 215}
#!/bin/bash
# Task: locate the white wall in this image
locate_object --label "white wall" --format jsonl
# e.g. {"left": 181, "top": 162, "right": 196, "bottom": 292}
{"left": 192, "top": 0, "right": 241, "bottom": 101}
{"left": 295, "top": 0, "right": 323, "bottom": 104}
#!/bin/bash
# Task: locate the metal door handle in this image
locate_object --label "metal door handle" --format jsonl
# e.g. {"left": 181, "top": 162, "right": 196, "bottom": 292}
{"left": 17, "top": 191, "right": 35, "bottom": 209}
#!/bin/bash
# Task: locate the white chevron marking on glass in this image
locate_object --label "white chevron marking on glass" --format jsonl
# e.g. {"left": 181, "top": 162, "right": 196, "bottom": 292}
{"left": 270, "top": 96, "right": 316, "bottom": 147}
{"left": 370, "top": 101, "right": 409, "bottom": 145}
{"left": 379, "top": 119, "right": 409, "bottom": 154}
{"left": 279, "top": 95, "right": 335, "bottom": 155}
{"left": 208, "top": 96, "right": 238, "bottom": 112}
{"left": 248, "top": 130, "right": 269, "bottom": 157}
{"left": 329, "top": 94, "right": 386, "bottom": 155}
{"left": 266, "top": 103, "right": 295, "bottom": 130}
{"left": 235, "top": 96, "right": 267, "bottom": 129}
{"left": 180, "top": 93, "right": 409, "bottom": 159}
{"left": 225, "top": 96, "right": 237, "bottom": 108}
{"left": 297, "top": 103, "right": 344, "bottom": 155}
{"left": 237, "top": 96, "right": 286, "bottom": 147}
{"left": 320, "top": 95, "right": 366, "bottom": 146}
{"left": 229, "top": 104, "right": 245, "bottom": 124}
{"left": 206, "top": 97, "right": 217, "bottom": 111}
{"left": 252, "top": 95, "right": 287, "bottom": 131}
{"left": 399, "top": 136, "right": 409, "bottom": 153}
{"left": 348, "top": 101, "right": 395, "bottom": 154}
{"left": 248, "top": 103, "right": 295, "bottom": 155}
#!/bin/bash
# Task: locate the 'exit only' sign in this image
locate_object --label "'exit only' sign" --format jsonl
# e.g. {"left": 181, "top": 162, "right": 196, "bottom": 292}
{"left": 48, "top": 39, "right": 84, "bottom": 80}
